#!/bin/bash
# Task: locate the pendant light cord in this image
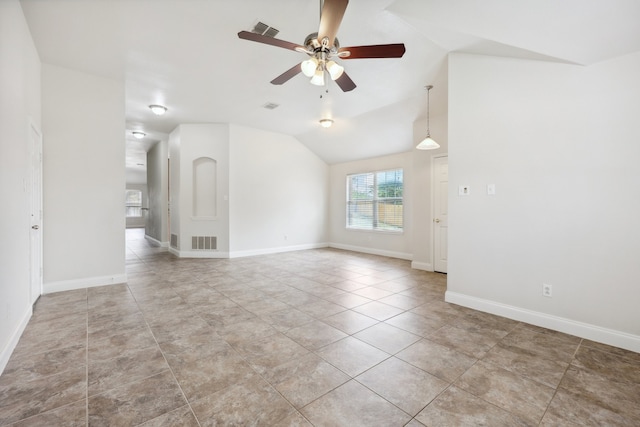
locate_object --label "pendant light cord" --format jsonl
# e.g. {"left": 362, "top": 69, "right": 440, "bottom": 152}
{"left": 426, "top": 85, "right": 433, "bottom": 137}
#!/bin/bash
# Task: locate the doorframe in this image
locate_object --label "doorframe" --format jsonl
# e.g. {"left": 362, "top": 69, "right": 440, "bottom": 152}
{"left": 28, "top": 118, "right": 43, "bottom": 303}
{"left": 430, "top": 153, "right": 448, "bottom": 273}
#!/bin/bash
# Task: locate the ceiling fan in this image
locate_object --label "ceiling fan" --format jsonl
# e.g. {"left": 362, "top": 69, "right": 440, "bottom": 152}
{"left": 238, "top": 0, "right": 406, "bottom": 92}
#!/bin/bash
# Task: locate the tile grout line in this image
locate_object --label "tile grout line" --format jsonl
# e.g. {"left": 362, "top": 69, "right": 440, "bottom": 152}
{"left": 536, "top": 337, "right": 585, "bottom": 425}
{"left": 126, "top": 269, "right": 204, "bottom": 427}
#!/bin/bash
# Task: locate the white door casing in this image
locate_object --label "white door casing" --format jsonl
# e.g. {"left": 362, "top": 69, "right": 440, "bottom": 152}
{"left": 433, "top": 155, "right": 448, "bottom": 273}
{"left": 29, "top": 121, "right": 43, "bottom": 304}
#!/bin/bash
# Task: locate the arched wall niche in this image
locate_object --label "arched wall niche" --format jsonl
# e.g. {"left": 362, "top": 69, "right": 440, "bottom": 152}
{"left": 193, "top": 156, "right": 217, "bottom": 219}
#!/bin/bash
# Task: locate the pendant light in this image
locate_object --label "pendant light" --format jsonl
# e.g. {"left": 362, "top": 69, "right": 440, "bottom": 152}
{"left": 416, "top": 85, "right": 440, "bottom": 150}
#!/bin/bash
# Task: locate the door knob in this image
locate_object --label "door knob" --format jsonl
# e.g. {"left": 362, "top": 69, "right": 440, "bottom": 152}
{"left": 32, "top": 225, "right": 39, "bottom": 230}
{"left": 434, "top": 218, "right": 441, "bottom": 223}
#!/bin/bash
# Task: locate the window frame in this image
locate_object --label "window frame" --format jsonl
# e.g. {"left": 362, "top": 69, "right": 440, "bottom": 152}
{"left": 125, "top": 189, "right": 143, "bottom": 218}
{"left": 345, "top": 168, "right": 404, "bottom": 233}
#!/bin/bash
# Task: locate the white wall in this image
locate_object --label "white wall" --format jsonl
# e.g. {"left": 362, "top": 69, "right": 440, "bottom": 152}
{"left": 0, "top": 0, "right": 41, "bottom": 373}
{"left": 42, "top": 64, "right": 126, "bottom": 293}
{"left": 169, "top": 124, "right": 230, "bottom": 257}
{"left": 447, "top": 52, "right": 640, "bottom": 352}
{"left": 146, "top": 139, "right": 169, "bottom": 245}
{"left": 125, "top": 183, "right": 147, "bottom": 228}
{"left": 329, "top": 152, "right": 414, "bottom": 260}
{"left": 169, "top": 127, "right": 181, "bottom": 248}
{"left": 229, "top": 124, "right": 329, "bottom": 256}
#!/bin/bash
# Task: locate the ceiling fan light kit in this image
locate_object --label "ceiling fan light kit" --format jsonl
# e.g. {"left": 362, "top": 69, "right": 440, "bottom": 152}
{"left": 326, "top": 60, "right": 344, "bottom": 80}
{"left": 237, "top": 0, "right": 406, "bottom": 93}
{"left": 301, "top": 57, "right": 319, "bottom": 77}
{"left": 310, "top": 68, "right": 326, "bottom": 86}
{"left": 416, "top": 85, "right": 440, "bottom": 150}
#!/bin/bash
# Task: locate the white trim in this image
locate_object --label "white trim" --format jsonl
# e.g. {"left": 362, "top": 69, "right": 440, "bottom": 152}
{"left": 229, "top": 243, "right": 329, "bottom": 259}
{"left": 144, "top": 234, "right": 169, "bottom": 248}
{"left": 329, "top": 242, "right": 412, "bottom": 261}
{"left": 411, "top": 261, "right": 434, "bottom": 271}
{"left": 446, "top": 291, "right": 640, "bottom": 353}
{"left": 169, "top": 248, "right": 230, "bottom": 258}
{"left": 431, "top": 153, "right": 448, "bottom": 273}
{"left": 44, "top": 274, "right": 128, "bottom": 294}
{"left": 0, "top": 304, "right": 32, "bottom": 375}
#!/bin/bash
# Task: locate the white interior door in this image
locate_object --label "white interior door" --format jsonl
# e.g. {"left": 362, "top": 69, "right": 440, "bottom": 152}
{"left": 29, "top": 122, "right": 43, "bottom": 304}
{"left": 433, "top": 155, "right": 448, "bottom": 273}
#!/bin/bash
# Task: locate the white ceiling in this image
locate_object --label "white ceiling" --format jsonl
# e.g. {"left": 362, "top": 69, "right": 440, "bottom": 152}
{"left": 20, "top": 0, "right": 640, "bottom": 171}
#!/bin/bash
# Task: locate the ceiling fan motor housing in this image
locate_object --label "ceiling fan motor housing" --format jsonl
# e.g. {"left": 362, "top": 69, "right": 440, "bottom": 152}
{"left": 304, "top": 32, "right": 339, "bottom": 55}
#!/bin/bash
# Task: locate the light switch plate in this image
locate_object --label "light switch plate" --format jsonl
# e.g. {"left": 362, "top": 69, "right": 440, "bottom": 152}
{"left": 459, "top": 185, "right": 470, "bottom": 196}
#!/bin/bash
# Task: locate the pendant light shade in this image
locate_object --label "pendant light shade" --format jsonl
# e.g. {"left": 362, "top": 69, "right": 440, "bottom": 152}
{"left": 326, "top": 60, "right": 344, "bottom": 80}
{"left": 416, "top": 136, "right": 440, "bottom": 150}
{"left": 310, "top": 68, "right": 325, "bottom": 86}
{"left": 301, "top": 57, "right": 319, "bottom": 77}
{"left": 416, "top": 85, "right": 440, "bottom": 150}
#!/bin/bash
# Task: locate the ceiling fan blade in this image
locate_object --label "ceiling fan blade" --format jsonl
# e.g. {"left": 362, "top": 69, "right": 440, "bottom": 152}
{"left": 335, "top": 71, "right": 356, "bottom": 92}
{"left": 270, "top": 63, "right": 302, "bottom": 85}
{"left": 317, "top": 0, "right": 348, "bottom": 48}
{"left": 238, "top": 30, "right": 303, "bottom": 52}
{"left": 338, "top": 43, "right": 406, "bottom": 59}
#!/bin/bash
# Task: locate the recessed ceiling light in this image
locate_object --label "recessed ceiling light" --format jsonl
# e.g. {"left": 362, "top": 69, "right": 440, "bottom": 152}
{"left": 149, "top": 104, "right": 167, "bottom": 115}
{"left": 319, "top": 118, "right": 334, "bottom": 128}
{"left": 132, "top": 131, "right": 146, "bottom": 139}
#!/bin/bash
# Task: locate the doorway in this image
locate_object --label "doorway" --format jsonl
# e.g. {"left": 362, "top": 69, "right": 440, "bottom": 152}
{"left": 29, "top": 121, "right": 43, "bottom": 304}
{"left": 433, "top": 155, "right": 448, "bottom": 273}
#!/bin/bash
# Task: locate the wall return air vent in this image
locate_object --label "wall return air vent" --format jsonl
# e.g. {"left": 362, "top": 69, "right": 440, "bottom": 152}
{"left": 192, "top": 236, "right": 217, "bottom": 251}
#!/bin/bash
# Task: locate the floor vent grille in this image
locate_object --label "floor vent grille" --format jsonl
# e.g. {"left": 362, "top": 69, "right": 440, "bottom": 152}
{"left": 192, "top": 236, "right": 217, "bottom": 250}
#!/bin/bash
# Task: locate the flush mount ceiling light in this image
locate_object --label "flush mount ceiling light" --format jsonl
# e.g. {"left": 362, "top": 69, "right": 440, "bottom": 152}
{"left": 319, "top": 118, "right": 334, "bottom": 128}
{"left": 149, "top": 104, "right": 167, "bottom": 115}
{"left": 416, "top": 85, "right": 440, "bottom": 150}
{"left": 132, "top": 131, "right": 146, "bottom": 139}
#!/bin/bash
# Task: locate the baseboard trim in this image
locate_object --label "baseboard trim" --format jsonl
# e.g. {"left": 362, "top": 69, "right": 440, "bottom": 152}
{"left": 44, "top": 274, "right": 128, "bottom": 294}
{"left": 144, "top": 234, "right": 168, "bottom": 248}
{"left": 329, "top": 243, "right": 412, "bottom": 261}
{"left": 411, "top": 261, "right": 434, "bottom": 272}
{"left": 445, "top": 291, "right": 640, "bottom": 353}
{"left": 169, "top": 248, "right": 230, "bottom": 259}
{"left": 0, "top": 305, "right": 32, "bottom": 375}
{"left": 229, "top": 242, "right": 329, "bottom": 259}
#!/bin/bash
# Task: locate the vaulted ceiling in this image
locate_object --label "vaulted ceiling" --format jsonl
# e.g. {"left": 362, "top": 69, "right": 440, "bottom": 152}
{"left": 20, "top": 0, "right": 640, "bottom": 174}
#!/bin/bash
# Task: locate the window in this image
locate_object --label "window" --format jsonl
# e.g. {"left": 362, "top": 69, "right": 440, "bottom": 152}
{"left": 347, "top": 169, "right": 403, "bottom": 231}
{"left": 125, "top": 189, "right": 143, "bottom": 218}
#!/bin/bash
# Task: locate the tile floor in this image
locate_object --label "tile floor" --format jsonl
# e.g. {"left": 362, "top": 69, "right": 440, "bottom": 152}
{"left": 1, "top": 228, "right": 639, "bottom": 426}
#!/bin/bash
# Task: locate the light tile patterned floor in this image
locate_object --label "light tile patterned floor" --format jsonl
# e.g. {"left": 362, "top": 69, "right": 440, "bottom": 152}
{"left": 1, "top": 228, "right": 639, "bottom": 426}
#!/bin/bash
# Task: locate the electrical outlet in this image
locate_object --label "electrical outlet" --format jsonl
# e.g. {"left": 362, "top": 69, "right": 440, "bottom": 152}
{"left": 542, "top": 283, "right": 552, "bottom": 297}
